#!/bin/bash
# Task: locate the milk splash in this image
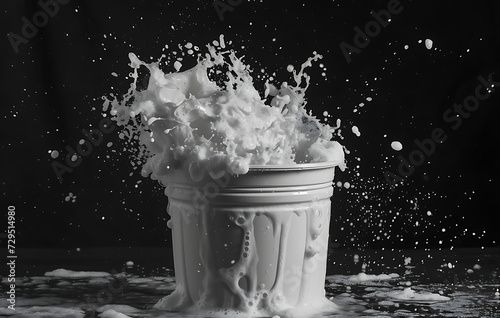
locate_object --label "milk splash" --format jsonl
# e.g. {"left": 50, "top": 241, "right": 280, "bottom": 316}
{"left": 104, "top": 36, "right": 345, "bottom": 317}
{"left": 103, "top": 36, "right": 344, "bottom": 187}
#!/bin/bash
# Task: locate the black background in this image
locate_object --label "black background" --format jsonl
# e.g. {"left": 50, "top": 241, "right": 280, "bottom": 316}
{"left": 1, "top": 0, "right": 499, "bottom": 250}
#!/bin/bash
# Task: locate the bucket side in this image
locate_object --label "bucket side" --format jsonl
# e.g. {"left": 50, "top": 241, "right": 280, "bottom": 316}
{"left": 158, "top": 163, "right": 337, "bottom": 315}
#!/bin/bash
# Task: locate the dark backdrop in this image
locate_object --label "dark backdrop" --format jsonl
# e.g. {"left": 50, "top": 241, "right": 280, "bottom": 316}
{"left": 1, "top": 0, "right": 499, "bottom": 249}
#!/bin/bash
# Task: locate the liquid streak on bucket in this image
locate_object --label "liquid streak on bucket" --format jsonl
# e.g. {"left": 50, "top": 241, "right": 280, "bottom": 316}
{"left": 154, "top": 162, "right": 339, "bottom": 317}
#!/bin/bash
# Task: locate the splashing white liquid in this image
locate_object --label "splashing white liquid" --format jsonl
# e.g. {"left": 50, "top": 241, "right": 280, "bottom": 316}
{"left": 104, "top": 36, "right": 345, "bottom": 186}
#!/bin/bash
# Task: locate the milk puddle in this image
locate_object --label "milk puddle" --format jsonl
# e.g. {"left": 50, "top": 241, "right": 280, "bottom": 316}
{"left": 2, "top": 248, "right": 499, "bottom": 317}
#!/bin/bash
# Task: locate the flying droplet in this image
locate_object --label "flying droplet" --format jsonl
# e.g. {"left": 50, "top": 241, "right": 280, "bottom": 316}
{"left": 425, "top": 39, "right": 433, "bottom": 50}
{"left": 391, "top": 141, "right": 403, "bottom": 151}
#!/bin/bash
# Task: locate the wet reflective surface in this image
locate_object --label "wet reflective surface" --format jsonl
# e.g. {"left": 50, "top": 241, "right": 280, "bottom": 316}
{"left": 1, "top": 248, "right": 499, "bottom": 317}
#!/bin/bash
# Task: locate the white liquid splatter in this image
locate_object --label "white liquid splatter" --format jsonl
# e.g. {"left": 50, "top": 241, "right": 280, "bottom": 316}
{"left": 351, "top": 126, "right": 361, "bottom": 137}
{"left": 425, "top": 39, "right": 433, "bottom": 50}
{"left": 391, "top": 141, "right": 403, "bottom": 151}
{"left": 45, "top": 269, "right": 110, "bottom": 278}
{"left": 173, "top": 60, "right": 182, "bottom": 71}
{"left": 106, "top": 36, "right": 345, "bottom": 183}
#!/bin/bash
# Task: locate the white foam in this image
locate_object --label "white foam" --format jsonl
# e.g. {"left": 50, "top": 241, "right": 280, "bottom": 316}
{"left": 106, "top": 35, "right": 345, "bottom": 184}
{"left": 99, "top": 309, "right": 132, "bottom": 318}
{"left": 44, "top": 268, "right": 111, "bottom": 278}
{"left": 97, "top": 305, "right": 140, "bottom": 313}
{"left": 390, "top": 287, "right": 450, "bottom": 301}
{"left": 348, "top": 273, "right": 399, "bottom": 282}
{"left": 5, "top": 306, "right": 85, "bottom": 317}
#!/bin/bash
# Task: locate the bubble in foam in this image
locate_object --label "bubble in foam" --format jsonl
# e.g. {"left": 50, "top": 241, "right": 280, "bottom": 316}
{"left": 237, "top": 217, "right": 245, "bottom": 225}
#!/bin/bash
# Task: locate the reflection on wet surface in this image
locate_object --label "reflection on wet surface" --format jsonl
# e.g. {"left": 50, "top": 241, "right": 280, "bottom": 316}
{"left": 2, "top": 248, "right": 499, "bottom": 317}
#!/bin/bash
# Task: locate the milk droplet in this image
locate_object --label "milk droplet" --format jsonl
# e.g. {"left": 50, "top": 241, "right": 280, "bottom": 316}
{"left": 351, "top": 126, "right": 361, "bottom": 137}
{"left": 425, "top": 39, "right": 433, "bottom": 50}
{"left": 404, "top": 257, "right": 411, "bottom": 265}
{"left": 391, "top": 141, "right": 403, "bottom": 151}
{"left": 286, "top": 65, "right": 294, "bottom": 72}
{"left": 50, "top": 150, "right": 59, "bottom": 159}
{"left": 219, "top": 34, "right": 226, "bottom": 48}
{"left": 174, "top": 61, "right": 182, "bottom": 71}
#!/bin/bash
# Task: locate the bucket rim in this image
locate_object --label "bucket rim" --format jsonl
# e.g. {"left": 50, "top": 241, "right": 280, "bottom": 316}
{"left": 248, "top": 161, "right": 338, "bottom": 171}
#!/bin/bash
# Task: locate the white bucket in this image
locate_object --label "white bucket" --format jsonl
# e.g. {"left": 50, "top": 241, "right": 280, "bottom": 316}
{"left": 154, "top": 162, "right": 339, "bottom": 317}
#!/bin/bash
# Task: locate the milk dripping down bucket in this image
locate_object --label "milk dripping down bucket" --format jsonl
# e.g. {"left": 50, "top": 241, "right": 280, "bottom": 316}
{"left": 154, "top": 162, "right": 338, "bottom": 316}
